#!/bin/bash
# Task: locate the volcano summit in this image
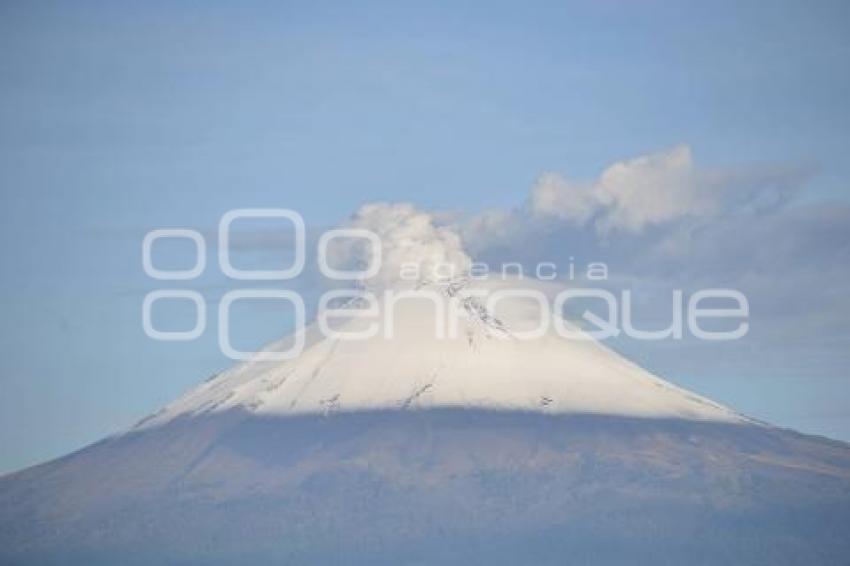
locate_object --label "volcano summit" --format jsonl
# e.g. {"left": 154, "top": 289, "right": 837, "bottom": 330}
{"left": 1, "top": 276, "right": 849, "bottom": 565}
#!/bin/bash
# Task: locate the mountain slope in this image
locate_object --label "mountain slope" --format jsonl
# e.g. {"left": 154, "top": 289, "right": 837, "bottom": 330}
{"left": 1, "top": 279, "right": 849, "bottom": 565}
{"left": 136, "top": 279, "right": 744, "bottom": 429}
{"left": 2, "top": 409, "right": 850, "bottom": 565}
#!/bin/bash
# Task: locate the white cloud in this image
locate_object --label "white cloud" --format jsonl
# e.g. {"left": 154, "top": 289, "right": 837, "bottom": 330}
{"left": 327, "top": 145, "right": 808, "bottom": 302}
{"left": 529, "top": 172, "right": 599, "bottom": 225}
{"left": 529, "top": 145, "right": 711, "bottom": 234}
{"left": 318, "top": 147, "right": 846, "bottom": 387}
{"left": 334, "top": 202, "right": 472, "bottom": 289}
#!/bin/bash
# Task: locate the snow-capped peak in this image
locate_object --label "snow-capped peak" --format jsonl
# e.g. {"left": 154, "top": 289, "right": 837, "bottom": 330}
{"left": 134, "top": 277, "right": 746, "bottom": 431}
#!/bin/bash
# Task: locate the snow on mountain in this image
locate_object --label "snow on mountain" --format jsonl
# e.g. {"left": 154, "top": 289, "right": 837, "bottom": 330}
{"left": 8, "top": 203, "right": 849, "bottom": 566}
{"left": 135, "top": 277, "right": 744, "bottom": 431}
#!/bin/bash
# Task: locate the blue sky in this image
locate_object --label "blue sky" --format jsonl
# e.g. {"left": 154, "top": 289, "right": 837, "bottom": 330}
{"left": 1, "top": 0, "right": 849, "bottom": 474}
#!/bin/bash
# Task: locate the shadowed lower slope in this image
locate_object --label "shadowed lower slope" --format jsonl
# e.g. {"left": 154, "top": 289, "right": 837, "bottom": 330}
{"left": 1, "top": 409, "right": 850, "bottom": 565}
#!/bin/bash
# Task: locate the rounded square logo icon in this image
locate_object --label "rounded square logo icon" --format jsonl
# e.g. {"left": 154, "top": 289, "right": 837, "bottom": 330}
{"left": 218, "top": 289, "right": 305, "bottom": 360}
{"left": 142, "top": 229, "right": 206, "bottom": 280}
{"left": 218, "top": 209, "right": 305, "bottom": 280}
{"left": 317, "top": 228, "right": 382, "bottom": 280}
{"left": 142, "top": 290, "right": 206, "bottom": 340}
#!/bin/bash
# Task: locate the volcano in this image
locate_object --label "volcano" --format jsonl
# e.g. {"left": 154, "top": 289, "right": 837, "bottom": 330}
{"left": 2, "top": 279, "right": 849, "bottom": 565}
